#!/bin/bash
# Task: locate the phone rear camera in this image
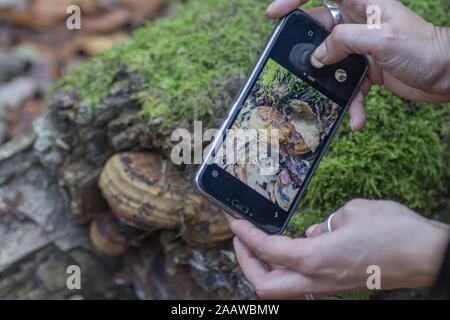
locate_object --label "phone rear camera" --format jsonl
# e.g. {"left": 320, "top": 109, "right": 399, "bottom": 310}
{"left": 335, "top": 69, "right": 347, "bottom": 82}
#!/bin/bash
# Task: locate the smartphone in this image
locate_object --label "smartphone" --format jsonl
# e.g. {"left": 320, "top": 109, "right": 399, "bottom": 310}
{"left": 195, "top": 10, "right": 368, "bottom": 234}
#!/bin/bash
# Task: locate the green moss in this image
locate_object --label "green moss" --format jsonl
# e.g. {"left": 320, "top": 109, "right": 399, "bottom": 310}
{"left": 49, "top": 0, "right": 279, "bottom": 132}
{"left": 400, "top": 0, "right": 449, "bottom": 27}
{"left": 49, "top": 0, "right": 448, "bottom": 235}
{"left": 260, "top": 59, "right": 319, "bottom": 99}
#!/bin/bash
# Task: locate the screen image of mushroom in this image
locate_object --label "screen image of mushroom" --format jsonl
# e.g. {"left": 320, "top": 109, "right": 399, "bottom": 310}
{"left": 216, "top": 58, "right": 344, "bottom": 210}
{"left": 249, "top": 106, "right": 293, "bottom": 145}
{"left": 274, "top": 168, "right": 299, "bottom": 211}
{"left": 287, "top": 100, "right": 320, "bottom": 153}
{"left": 221, "top": 127, "right": 280, "bottom": 203}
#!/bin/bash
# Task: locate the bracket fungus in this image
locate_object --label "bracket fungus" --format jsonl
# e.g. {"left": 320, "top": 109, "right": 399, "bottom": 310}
{"left": 98, "top": 152, "right": 233, "bottom": 248}
{"left": 98, "top": 152, "right": 191, "bottom": 230}
{"left": 90, "top": 213, "right": 152, "bottom": 256}
{"left": 183, "top": 196, "right": 234, "bottom": 248}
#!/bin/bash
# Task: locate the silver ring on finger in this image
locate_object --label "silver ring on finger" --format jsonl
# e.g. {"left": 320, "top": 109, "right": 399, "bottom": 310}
{"left": 326, "top": 212, "right": 336, "bottom": 233}
{"left": 322, "top": 0, "right": 341, "bottom": 26}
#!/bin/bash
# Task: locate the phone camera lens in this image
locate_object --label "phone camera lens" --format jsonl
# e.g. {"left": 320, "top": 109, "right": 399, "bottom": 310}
{"left": 335, "top": 69, "right": 347, "bottom": 82}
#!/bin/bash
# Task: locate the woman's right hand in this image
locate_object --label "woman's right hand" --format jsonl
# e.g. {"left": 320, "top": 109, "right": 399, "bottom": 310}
{"left": 230, "top": 199, "right": 450, "bottom": 299}
{"left": 266, "top": 0, "right": 450, "bottom": 131}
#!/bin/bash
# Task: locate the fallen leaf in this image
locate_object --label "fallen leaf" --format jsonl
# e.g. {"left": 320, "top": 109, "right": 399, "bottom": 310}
{"left": 82, "top": 8, "right": 131, "bottom": 33}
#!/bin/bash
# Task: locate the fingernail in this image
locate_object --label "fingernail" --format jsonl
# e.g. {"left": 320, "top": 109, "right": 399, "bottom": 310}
{"left": 224, "top": 212, "right": 234, "bottom": 224}
{"left": 266, "top": 1, "right": 276, "bottom": 15}
{"left": 306, "top": 224, "right": 318, "bottom": 235}
{"left": 310, "top": 54, "right": 325, "bottom": 68}
{"left": 313, "top": 43, "right": 327, "bottom": 64}
{"left": 350, "top": 117, "right": 355, "bottom": 129}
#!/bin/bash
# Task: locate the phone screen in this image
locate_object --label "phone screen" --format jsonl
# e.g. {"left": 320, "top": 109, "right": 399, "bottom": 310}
{"left": 215, "top": 58, "right": 342, "bottom": 211}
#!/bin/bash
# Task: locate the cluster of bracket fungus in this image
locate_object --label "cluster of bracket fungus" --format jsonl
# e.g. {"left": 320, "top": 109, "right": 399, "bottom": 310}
{"left": 90, "top": 213, "right": 152, "bottom": 256}
{"left": 91, "top": 152, "right": 233, "bottom": 255}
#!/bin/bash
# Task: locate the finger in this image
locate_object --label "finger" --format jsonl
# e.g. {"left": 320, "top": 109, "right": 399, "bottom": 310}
{"left": 306, "top": 220, "right": 329, "bottom": 237}
{"left": 230, "top": 219, "right": 306, "bottom": 269}
{"left": 312, "top": 24, "right": 386, "bottom": 65}
{"left": 360, "top": 76, "right": 372, "bottom": 97}
{"left": 234, "top": 237, "right": 314, "bottom": 300}
{"left": 304, "top": 6, "right": 335, "bottom": 30}
{"left": 266, "top": 0, "right": 309, "bottom": 19}
{"left": 223, "top": 212, "right": 234, "bottom": 224}
{"left": 305, "top": 223, "right": 320, "bottom": 237}
{"left": 349, "top": 77, "right": 371, "bottom": 131}
{"left": 233, "top": 237, "right": 269, "bottom": 285}
{"left": 256, "top": 270, "right": 313, "bottom": 300}
{"left": 305, "top": 210, "right": 344, "bottom": 237}
{"left": 348, "top": 89, "right": 367, "bottom": 131}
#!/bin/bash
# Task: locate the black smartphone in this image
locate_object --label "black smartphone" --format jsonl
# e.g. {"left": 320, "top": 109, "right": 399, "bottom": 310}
{"left": 195, "top": 10, "right": 368, "bottom": 234}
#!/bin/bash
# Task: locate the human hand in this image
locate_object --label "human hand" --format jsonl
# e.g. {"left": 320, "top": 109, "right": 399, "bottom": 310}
{"left": 229, "top": 199, "right": 449, "bottom": 299}
{"left": 266, "top": 0, "right": 450, "bottom": 131}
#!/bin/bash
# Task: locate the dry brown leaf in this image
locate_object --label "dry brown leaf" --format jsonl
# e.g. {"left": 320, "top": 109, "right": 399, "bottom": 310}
{"left": 118, "top": 0, "right": 168, "bottom": 21}
{"left": 82, "top": 8, "right": 131, "bottom": 33}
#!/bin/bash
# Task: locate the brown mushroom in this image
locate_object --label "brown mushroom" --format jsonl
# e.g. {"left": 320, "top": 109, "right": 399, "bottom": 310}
{"left": 182, "top": 194, "right": 233, "bottom": 248}
{"left": 98, "top": 152, "right": 193, "bottom": 230}
{"left": 89, "top": 213, "right": 151, "bottom": 256}
{"left": 98, "top": 152, "right": 233, "bottom": 248}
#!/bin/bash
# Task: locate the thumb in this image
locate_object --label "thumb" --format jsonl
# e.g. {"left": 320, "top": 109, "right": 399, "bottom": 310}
{"left": 312, "top": 23, "right": 389, "bottom": 65}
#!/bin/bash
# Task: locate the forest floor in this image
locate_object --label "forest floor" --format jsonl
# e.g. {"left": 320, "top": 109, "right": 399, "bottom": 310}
{"left": 0, "top": 0, "right": 175, "bottom": 145}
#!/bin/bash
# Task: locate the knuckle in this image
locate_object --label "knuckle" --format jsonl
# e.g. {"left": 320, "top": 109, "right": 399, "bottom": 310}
{"left": 382, "top": 23, "right": 399, "bottom": 39}
{"left": 295, "top": 240, "right": 321, "bottom": 275}
{"left": 366, "top": 24, "right": 399, "bottom": 60}
{"left": 290, "top": 240, "right": 307, "bottom": 263}
{"left": 343, "top": 198, "right": 369, "bottom": 212}
{"left": 255, "top": 239, "right": 270, "bottom": 261}
{"left": 378, "top": 24, "right": 400, "bottom": 52}
{"left": 331, "top": 24, "right": 347, "bottom": 43}
{"left": 299, "top": 255, "right": 322, "bottom": 275}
